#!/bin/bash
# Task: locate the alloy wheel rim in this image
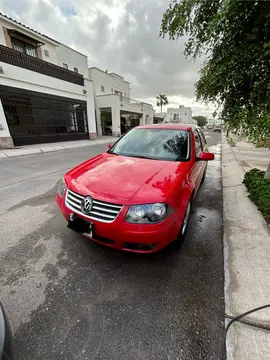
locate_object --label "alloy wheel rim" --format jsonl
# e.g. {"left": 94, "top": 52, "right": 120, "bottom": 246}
{"left": 182, "top": 202, "right": 191, "bottom": 235}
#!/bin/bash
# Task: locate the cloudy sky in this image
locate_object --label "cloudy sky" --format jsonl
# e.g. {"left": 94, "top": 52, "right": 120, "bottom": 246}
{"left": 0, "top": 0, "right": 215, "bottom": 117}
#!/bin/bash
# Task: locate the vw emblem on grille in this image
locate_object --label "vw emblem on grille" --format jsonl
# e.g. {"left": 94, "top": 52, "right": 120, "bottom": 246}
{"left": 81, "top": 196, "right": 93, "bottom": 214}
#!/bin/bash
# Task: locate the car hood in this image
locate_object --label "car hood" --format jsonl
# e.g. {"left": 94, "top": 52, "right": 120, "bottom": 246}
{"left": 65, "top": 153, "right": 188, "bottom": 205}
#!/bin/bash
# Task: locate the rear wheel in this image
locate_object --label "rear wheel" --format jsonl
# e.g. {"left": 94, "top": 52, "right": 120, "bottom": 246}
{"left": 201, "top": 170, "right": 206, "bottom": 184}
{"left": 201, "top": 163, "right": 208, "bottom": 184}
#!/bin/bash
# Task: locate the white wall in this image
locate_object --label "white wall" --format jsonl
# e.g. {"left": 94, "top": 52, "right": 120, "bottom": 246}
{"left": 122, "top": 101, "right": 143, "bottom": 114}
{"left": 142, "top": 103, "right": 154, "bottom": 124}
{"left": 0, "top": 62, "right": 87, "bottom": 101}
{"left": 0, "top": 99, "right": 11, "bottom": 137}
{"left": 40, "top": 42, "right": 58, "bottom": 64}
{"left": 96, "top": 94, "right": 121, "bottom": 136}
{"left": 155, "top": 112, "right": 166, "bottom": 118}
{"left": 0, "top": 22, "right": 5, "bottom": 45}
{"left": 97, "top": 95, "right": 154, "bottom": 119}
{"left": 84, "top": 79, "right": 97, "bottom": 135}
{"left": 89, "top": 68, "right": 130, "bottom": 97}
{"left": 56, "top": 44, "right": 88, "bottom": 77}
{"left": 96, "top": 94, "right": 120, "bottom": 109}
{"left": 0, "top": 18, "right": 59, "bottom": 65}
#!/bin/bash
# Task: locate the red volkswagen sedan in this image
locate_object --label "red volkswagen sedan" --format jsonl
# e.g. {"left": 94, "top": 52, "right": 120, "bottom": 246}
{"left": 56, "top": 124, "right": 214, "bottom": 253}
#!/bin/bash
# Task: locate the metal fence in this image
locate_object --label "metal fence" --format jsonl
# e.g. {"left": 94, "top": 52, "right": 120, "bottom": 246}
{"left": 0, "top": 86, "right": 88, "bottom": 146}
{"left": 0, "top": 44, "right": 84, "bottom": 86}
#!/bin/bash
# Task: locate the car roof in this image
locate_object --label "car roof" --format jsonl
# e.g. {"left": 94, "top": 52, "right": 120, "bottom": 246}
{"left": 136, "top": 123, "right": 198, "bottom": 131}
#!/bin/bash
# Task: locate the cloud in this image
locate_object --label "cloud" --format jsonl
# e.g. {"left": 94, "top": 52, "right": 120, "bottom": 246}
{"left": 0, "top": 0, "right": 215, "bottom": 117}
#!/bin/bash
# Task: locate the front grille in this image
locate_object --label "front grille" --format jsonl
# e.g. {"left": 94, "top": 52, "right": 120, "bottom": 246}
{"left": 65, "top": 189, "right": 123, "bottom": 223}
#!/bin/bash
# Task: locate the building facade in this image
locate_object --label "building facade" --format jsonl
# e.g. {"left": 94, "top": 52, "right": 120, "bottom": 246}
{"left": 0, "top": 12, "right": 96, "bottom": 148}
{"left": 163, "top": 105, "right": 194, "bottom": 124}
{"left": 89, "top": 67, "right": 154, "bottom": 137}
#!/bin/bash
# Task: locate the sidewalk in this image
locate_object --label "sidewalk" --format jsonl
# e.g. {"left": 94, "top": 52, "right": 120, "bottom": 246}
{"left": 222, "top": 135, "right": 270, "bottom": 359}
{"left": 229, "top": 140, "right": 269, "bottom": 172}
{"left": 0, "top": 136, "right": 116, "bottom": 159}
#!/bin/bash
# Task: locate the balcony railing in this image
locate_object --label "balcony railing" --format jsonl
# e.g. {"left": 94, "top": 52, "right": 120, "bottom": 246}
{"left": 0, "top": 44, "right": 84, "bottom": 86}
{"left": 120, "top": 95, "right": 142, "bottom": 106}
{"left": 120, "top": 95, "right": 153, "bottom": 108}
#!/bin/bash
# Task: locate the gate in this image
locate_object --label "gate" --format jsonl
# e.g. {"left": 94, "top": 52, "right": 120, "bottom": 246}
{"left": 0, "top": 86, "right": 89, "bottom": 146}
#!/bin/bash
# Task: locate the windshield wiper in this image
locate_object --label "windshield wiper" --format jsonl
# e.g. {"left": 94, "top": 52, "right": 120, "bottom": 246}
{"left": 124, "top": 154, "right": 156, "bottom": 160}
{"left": 108, "top": 150, "right": 119, "bottom": 155}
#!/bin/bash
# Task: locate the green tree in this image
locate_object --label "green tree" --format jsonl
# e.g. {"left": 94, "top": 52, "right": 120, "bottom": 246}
{"left": 156, "top": 94, "right": 169, "bottom": 113}
{"left": 193, "top": 116, "right": 208, "bottom": 127}
{"left": 160, "top": 0, "right": 270, "bottom": 178}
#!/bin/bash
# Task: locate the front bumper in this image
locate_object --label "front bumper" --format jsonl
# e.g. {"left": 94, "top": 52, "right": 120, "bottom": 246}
{"left": 56, "top": 193, "right": 179, "bottom": 253}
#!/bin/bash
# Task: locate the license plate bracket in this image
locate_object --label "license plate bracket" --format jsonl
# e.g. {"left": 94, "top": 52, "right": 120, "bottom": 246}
{"left": 68, "top": 215, "right": 94, "bottom": 238}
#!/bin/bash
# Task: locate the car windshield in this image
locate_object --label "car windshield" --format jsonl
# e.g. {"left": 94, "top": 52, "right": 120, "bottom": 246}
{"left": 108, "top": 128, "right": 190, "bottom": 161}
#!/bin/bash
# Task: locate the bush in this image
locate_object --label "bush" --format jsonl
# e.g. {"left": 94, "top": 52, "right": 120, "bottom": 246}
{"left": 243, "top": 169, "right": 270, "bottom": 222}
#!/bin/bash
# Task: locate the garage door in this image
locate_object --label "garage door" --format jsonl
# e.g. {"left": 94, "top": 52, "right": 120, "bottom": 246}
{"left": 0, "top": 86, "right": 88, "bottom": 146}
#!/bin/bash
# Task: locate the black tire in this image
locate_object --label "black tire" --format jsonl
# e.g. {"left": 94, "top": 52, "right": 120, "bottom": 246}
{"left": 201, "top": 170, "right": 206, "bottom": 184}
{"left": 174, "top": 199, "right": 192, "bottom": 246}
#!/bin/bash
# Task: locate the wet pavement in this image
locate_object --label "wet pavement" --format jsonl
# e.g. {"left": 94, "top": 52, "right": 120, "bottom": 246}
{"left": 0, "top": 131, "right": 224, "bottom": 360}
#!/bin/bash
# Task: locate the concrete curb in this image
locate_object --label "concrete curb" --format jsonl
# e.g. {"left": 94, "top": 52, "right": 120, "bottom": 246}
{"left": 222, "top": 134, "right": 270, "bottom": 360}
{"left": 0, "top": 138, "right": 114, "bottom": 159}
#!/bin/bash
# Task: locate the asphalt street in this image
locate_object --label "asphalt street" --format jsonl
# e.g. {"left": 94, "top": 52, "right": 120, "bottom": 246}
{"left": 0, "top": 131, "right": 224, "bottom": 360}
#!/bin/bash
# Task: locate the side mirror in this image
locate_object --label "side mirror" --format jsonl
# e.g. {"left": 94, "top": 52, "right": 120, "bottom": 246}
{"left": 108, "top": 144, "right": 113, "bottom": 149}
{"left": 197, "top": 152, "right": 215, "bottom": 161}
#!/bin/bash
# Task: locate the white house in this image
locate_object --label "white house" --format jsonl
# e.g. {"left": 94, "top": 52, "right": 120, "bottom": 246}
{"left": 162, "top": 105, "right": 194, "bottom": 124}
{"left": 89, "top": 67, "right": 154, "bottom": 137}
{"left": 0, "top": 12, "right": 96, "bottom": 148}
{"left": 208, "top": 118, "right": 222, "bottom": 126}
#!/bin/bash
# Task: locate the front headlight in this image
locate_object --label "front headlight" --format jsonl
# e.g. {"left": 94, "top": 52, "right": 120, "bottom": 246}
{"left": 57, "top": 178, "right": 66, "bottom": 197}
{"left": 126, "top": 203, "right": 173, "bottom": 224}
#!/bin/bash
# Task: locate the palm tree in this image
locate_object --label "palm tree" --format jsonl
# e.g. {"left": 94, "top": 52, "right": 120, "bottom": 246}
{"left": 156, "top": 94, "right": 169, "bottom": 113}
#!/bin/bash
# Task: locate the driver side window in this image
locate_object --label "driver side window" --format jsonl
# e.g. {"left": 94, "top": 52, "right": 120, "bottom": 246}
{"left": 194, "top": 130, "right": 203, "bottom": 156}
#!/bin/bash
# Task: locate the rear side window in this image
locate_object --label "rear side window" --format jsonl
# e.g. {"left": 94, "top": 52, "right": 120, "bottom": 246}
{"left": 194, "top": 130, "right": 203, "bottom": 156}
{"left": 197, "top": 128, "right": 206, "bottom": 147}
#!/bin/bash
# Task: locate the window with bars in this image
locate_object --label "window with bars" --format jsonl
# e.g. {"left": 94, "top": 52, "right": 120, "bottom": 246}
{"left": 11, "top": 38, "right": 37, "bottom": 57}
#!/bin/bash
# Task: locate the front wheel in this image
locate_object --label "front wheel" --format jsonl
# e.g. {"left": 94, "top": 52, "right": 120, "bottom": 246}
{"left": 174, "top": 200, "right": 192, "bottom": 245}
{"left": 181, "top": 200, "right": 192, "bottom": 237}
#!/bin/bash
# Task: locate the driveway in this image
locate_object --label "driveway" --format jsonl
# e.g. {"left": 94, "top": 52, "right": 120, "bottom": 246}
{"left": 0, "top": 131, "right": 224, "bottom": 360}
